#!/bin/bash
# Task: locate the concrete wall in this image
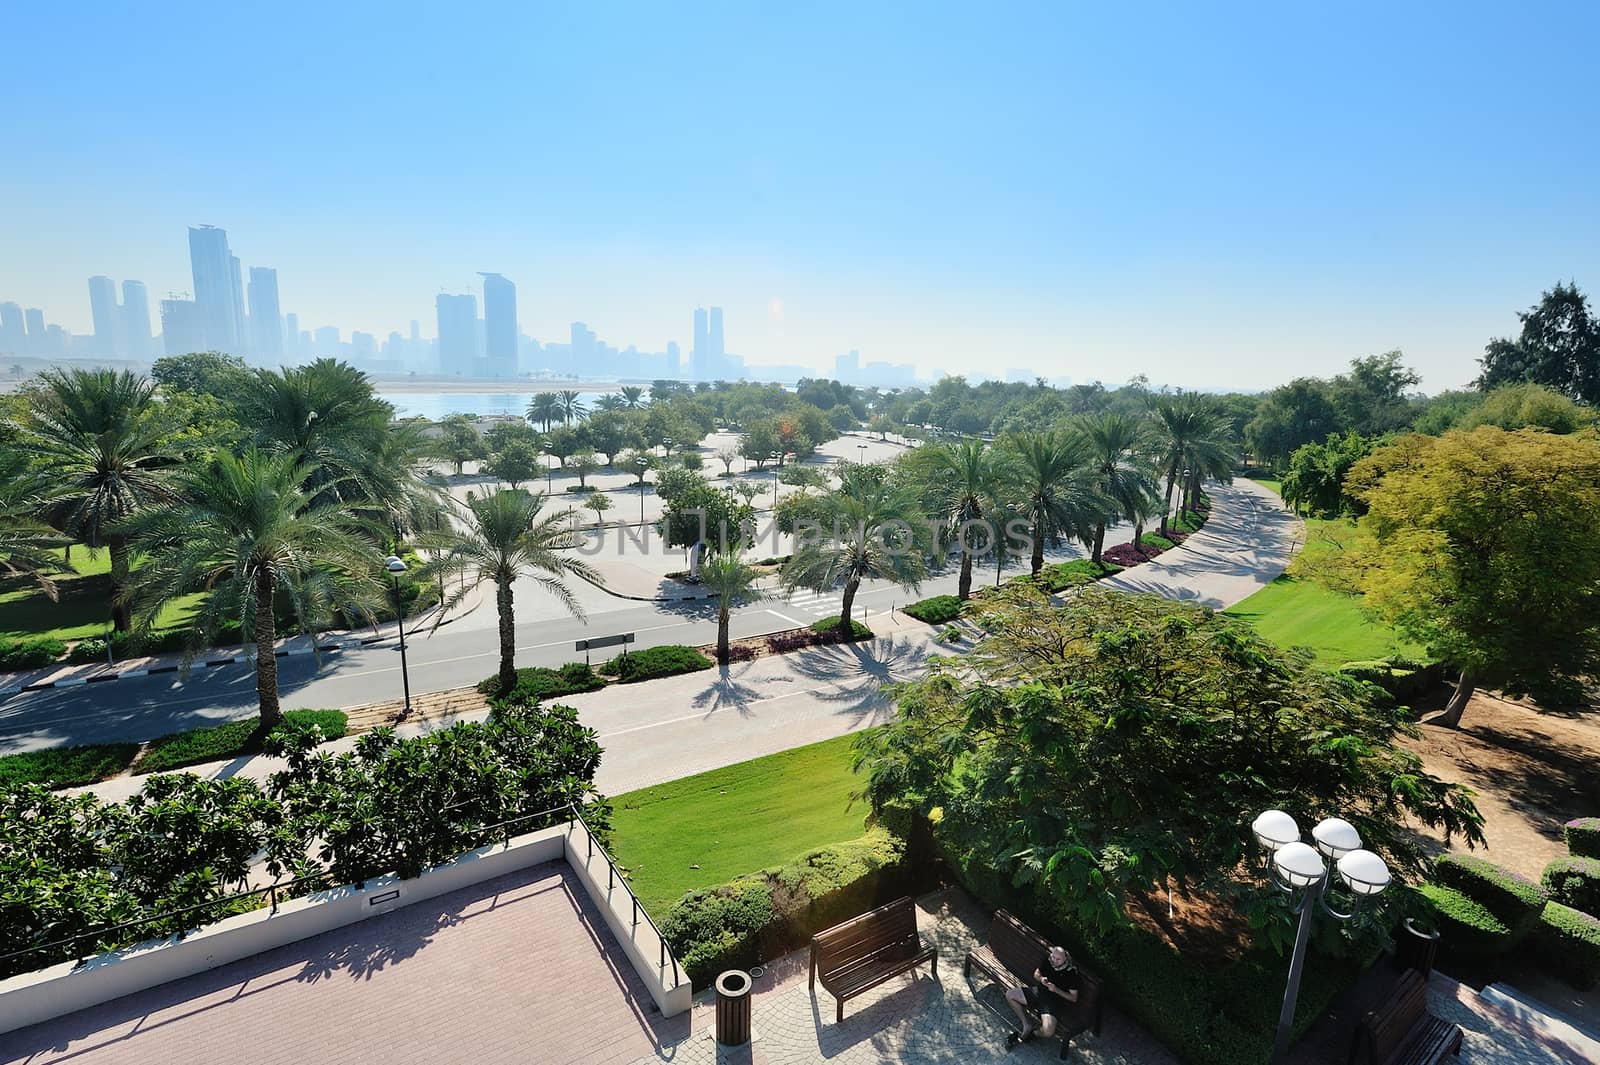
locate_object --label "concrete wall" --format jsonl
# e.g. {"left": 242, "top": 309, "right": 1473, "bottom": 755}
{"left": 0, "top": 826, "right": 575, "bottom": 1035}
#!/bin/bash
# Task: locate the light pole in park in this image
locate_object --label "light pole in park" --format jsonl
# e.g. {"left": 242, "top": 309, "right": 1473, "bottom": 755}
{"left": 662, "top": 436, "right": 672, "bottom": 460}
{"left": 857, "top": 443, "right": 867, "bottom": 464}
{"left": 1250, "top": 810, "right": 1392, "bottom": 1065}
{"left": 384, "top": 555, "right": 415, "bottom": 714}
{"left": 635, "top": 456, "right": 649, "bottom": 525}
{"left": 769, "top": 451, "right": 781, "bottom": 508}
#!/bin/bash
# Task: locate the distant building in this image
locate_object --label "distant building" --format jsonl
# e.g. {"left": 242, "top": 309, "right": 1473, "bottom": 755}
{"left": 284, "top": 313, "right": 300, "bottom": 359}
{"left": 435, "top": 293, "right": 479, "bottom": 375}
{"left": 709, "top": 306, "right": 724, "bottom": 361}
{"left": 479, "top": 273, "right": 517, "bottom": 378}
{"left": 835, "top": 350, "right": 860, "bottom": 382}
{"left": 121, "top": 281, "right": 153, "bottom": 358}
{"left": 87, "top": 276, "right": 121, "bottom": 354}
{"left": 188, "top": 226, "right": 244, "bottom": 353}
{"left": 159, "top": 298, "right": 205, "bottom": 355}
{"left": 24, "top": 308, "right": 47, "bottom": 353}
{"left": 313, "top": 325, "right": 341, "bottom": 356}
{"left": 350, "top": 330, "right": 377, "bottom": 361}
{"left": 666, "top": 340, "right": 681, "bottom": 377}
{"left": 0, "top": 302, "right": 25, "bottom": 353}
{"left": 692, "top": 307, "right": 709, "bottom": 379}
{"left": 247, "top": 267, "right": 283, "bottom": 363}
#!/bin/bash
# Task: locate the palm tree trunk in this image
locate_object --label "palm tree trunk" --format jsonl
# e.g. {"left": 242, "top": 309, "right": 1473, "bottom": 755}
{"left": 957, "top": 550, "right": 973, "bottom": 601}
{"left": 1030, "top": 518, "right": 1046, "bottom": 578}
{"left": 1161, "top": 473, "right": 1177, "bottom": 536}
{"left": 838, "top": 578, "right": 860, "bottom": 641}
{"left": 1435, "top": 670, "right": 1475, "bottom": 728}
{"left": 1091, "top": 522, "right": 1106, "bottom": 565}
{"left": 717, "top": 607, "right": 731, "bottom": 664}
{"left": 108, "top": 534, "right": 132, "bottom": 632}
{"left": 496, "top": 577, "right": 517, "bottom": 694}
{"left": 254, "top": 568, "right": 282, "bottom": 734}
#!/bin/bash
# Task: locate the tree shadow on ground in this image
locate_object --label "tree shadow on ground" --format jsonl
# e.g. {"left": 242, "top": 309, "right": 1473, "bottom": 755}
{"left": 782, "top": 637, "right": 933, "bottom": 723}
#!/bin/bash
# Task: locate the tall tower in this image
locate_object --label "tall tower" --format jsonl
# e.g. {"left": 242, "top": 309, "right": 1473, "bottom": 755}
{"left": 87, "top": 276, "right": 121, "bottom": 355}
{"left": 24, "top": 308, "right": 46, "bottom": 353}
{"left": 479, "top": 273, "right": 517, "bottom": 378}
{"left": 435, "top": 293, "right": 479, "bottom": 376}
{"left": 121, "top": 281, "right": 153, "bottom": 358}
{"left": 247, "top": 267, "right": 283, "bottom": 363}
{"left": 188, "top": 225, "right": 243, "bottom": 353}
{"left": 160, "top": 297, "right": 205, "bottom": 356}
{"left": 0, "top": 302, "right": 25, "bottom": 354}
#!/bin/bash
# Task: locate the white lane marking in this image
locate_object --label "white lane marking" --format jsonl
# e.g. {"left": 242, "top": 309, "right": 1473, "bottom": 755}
{"left": 765, "top": 610, "right": 807, "bottom": 628}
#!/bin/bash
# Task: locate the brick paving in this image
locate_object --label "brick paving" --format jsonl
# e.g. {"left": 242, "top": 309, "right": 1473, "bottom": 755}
{"left": 0, "top": 862, "right": 688, "bottom": 1065}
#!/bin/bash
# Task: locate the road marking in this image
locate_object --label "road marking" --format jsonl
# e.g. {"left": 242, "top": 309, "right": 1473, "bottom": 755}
{"left": 765, "top": 610, "right": 807, "bottom": 628}
{"left": 599, "top": 688, "right": 816, "bottom": 738}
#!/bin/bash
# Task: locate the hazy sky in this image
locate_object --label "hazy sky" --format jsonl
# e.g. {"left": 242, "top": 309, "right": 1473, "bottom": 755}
{"left": 3, "top": 1, "right": 1596, "bottom": 392}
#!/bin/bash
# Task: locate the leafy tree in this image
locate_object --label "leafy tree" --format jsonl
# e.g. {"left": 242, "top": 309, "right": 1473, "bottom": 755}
{"left": 1331, "top": 351, "right": 1421, "bottom": 436}
{"left": 486, "top": 437, "right": 544, "bottom": 490}
{"left": 827, "top": 404, "right": 858, "bottom": 432}
{"left": 716, "top": 446, "right": 740, "bottom": 475}
{"left": 568, "top": 449, "right": 601, "bottom": 488}
{"left": 733, "top": 480, "right": 769, "bottom": 507}
{"left": 778, "top": 464, "right": 828, "bottom": 490}
{"left": 652, "top": 465, "right": 703, "bottom": 505}
{"left": 1411, "top": 390, "right": 1485, "bottom": 435}
{"left": 150, "top": 351, "right": 251, "bottom": 399}
{"left": 1004, "top": 429, "right": 1098, "bottom": 578}
{"left": 583, "top": 491, "right": 612, "bottom": 524}
{"left": 699, "top": 552, "right": 772, "bottom": 664}
{"left": 21, "top": 368, "right": 179, "bottom": 631}
{"left": 1456, "top": 382, "right": 1594, "bottom": 435}
{"left": 583, "top": 410, "right": 641, "bottom": 465}
{"left": 779, "top": 466, "right": 929, "bottom": 637}
{"left": 657, "top": 478, "right": 755, "bottom": 554}
{"left": 526, "top": 392, "right": 562, "bottom": 430}
{"left": 909, "top": 439, "right": 1008, "bottom": 599}
{"left": 1477, "top": 282, "right": 1600, "bottom": 405}
{"left": 592, "top": 393, "right": 625, "bottom": 413}
{"left": 1344, "top": 427, "right": 1600, "bottom": 726}
{"left": 869, "top": 414, "right": 896, "bottom": 441}
{"left": 1246, "top": 378, "right": 1343, "bottom": 469}
{"left": 856, "top": 586, "right": 1483, "bottom": 938}
{"left": 124, "top": 448, "right": 382, "bottom": 731}
{"left": 543, "top": 424, "right": 584, "bottom": 466}
{"left": 433, "top": 414, "right": 487, "bottom": 475}
{"left": 428, "top": 490, "right": 596, "bottom": 695}
{"left": 619, "top": 448, "right": 655, "bottom": 484}
{"left": 1279, "top": 431, "right": 1375, "bottom": 518}
{"left": 740, "top": 419, "right": 783, "bottom": 466}
{"left": 1079, "top": 412, "right": 1159, "bottom": 564}
{"left": 0, "top": 450, "right": 66, "bottom": 598}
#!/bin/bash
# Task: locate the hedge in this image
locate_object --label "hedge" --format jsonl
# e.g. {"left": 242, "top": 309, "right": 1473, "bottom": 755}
{"left": 808, "top": 616, "right": 874, "bottom": 640}
{"left": 0, "top": 742, "right": 141, "bottom": 788}
{"left": 1538, "top": 902, "right": 1600, "bottom": 989}
{"left": 1566, "top": 818, "right": 1600, "bottom": 859}
{"left": 600, "top": 645, "right": 712, "bottom": 684}
{"left": 131, "top": 709, "right": 349, "bottom": 775}
{"left": 660, "top": 829, "right": 914, "bottom": 987}
{"left": 1336, "top": 659, "right": 1446, "bottom": 704}
{"left": 1413, "top": 882, "right": 1513, "bottom": 960}
{"left": 0, "top": 637, "right": 68, "bottom": 672}
{"left": 1432, "top": 853, "right": 1548, "bottom": 943}
{"left": 1035, "top": 559, "right": 1123, "bottom": 593}
{"left": 903, "top": 595, "right": 963, "bottom": 625}
{"left": 1542, "top": 855, "right": 1600, "bottom": 915}
{"left": 479, "top": 662, "right": 606, "bottom": 704}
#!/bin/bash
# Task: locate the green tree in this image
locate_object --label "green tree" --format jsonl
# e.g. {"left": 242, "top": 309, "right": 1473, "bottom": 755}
{"left": 434, "top": 414, "right": 487, "bottom": 475}
{"left": 486, "top": 437, "right": 544, "bottom": 490}
{"left": 1477, "top": 282, "right": 1600, "bottom": 405}
{"left": 0, "top": 450, "right": 67, "bottom": 598}
{"left": 1457, "top": 382, "right": 1594, "bottom": 434}
{"left": 779, "top": 466, "right": 928, "bottom": 637}
{"left": 526, "top": 392, "right": 562, "bottom": 430}
{"left": 557, "top": 390, "right": 588, "bottom": 424}
{"left": 656, "top": 478, "right": 755, "bottom": 554}
{"left": 1079, "top": 411, "right": 1159, "bottom": 564}
{"left": 1279, "top": 431, "right": 1375, "bottom": 518}
{"left": 1246, "top": 378, "right": 1344, "bottom": 469}
{"left": 699, "top": 552, "right": 772, "bottom": 664}
{"left": 428, "top": 490, "right": 596, "bottom": 695}
{"left": 1345, "top": 427, "right": 1600, "bottom": 727}
{"left": 568, "top": 448, "right": 601, "bottom": 488}
{"left": 150, "top": 351, "right": 251, "bottom": 399}
{"left": 1331, "top": 351, "right": 1421, "bottom": 436}
{"left": 857, "top": 586, "right": 1482, "bottom": 938}
{"left": 619, "top": 385, "right": 647, "bottom": 409}
{"left": 910, "top": 439, "right": 1007, "bottom": 599}
{"left": 22, "top": 368, "right": 179, "bottom": 631}
{"left": 740, "top": 419, "right": 783, "bottom": 466}
{"left": 1153, "top": 394, "right": 1233, "bottom": 533}
{"left": 1004, "top": 429, "right": 1098, "bottom": 578}
{"left": 583, "top": 411, "right": 641, "bottom": 465}
{"left": 583, "top": 491, "right": 613, "bottom": 524}
{"left": 124, "top": 448, "right": 382, "bottom": 732}
{"left": 543, "top": 424, "right": 583, "bottom": 466}
{"left": 619, "top": 448, "right": 655, "bottom": 484}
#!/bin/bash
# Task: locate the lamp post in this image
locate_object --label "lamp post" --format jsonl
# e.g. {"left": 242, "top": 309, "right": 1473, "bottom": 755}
{"left": 662, "top": 436, "right": 672, "bottom": 460}
{"left": 384, "top": 555, "right": 414, "bottom": 714}
{"left": 635, "top": 457, "right": 649, "bottom": 525}
{"left": 1250, "top": 811, "right": 1392, "bottom": 1065}
{"left": 769, "top": 451, "right": 781, "bottom": 508}
{"left": 857, "top": 443, "right": 867, "bottom": 464}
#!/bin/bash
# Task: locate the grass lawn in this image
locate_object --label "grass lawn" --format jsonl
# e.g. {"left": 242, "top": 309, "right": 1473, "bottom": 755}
{"left": 1251, "top": 476, "right": 1282, "bottom": 496}
{"left": 132, "top": 709, "right": 348, "bottom": 775}
{"left": 0, "top": 548, "right": 203, "bottom": 641}
{"left": 609, "top": 731, "right": 871, "bottom": 913}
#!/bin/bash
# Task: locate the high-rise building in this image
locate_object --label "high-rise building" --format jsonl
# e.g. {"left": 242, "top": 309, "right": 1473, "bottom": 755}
{"left": 835, "top": 350, "right": 860, "bottom": 382}
{"left": 666, "top": 340, "right": 681, "bottom": 377}
{"left": 229, "top": 256, "right": 246, "bottom": 349}
{"left": 88, "top": 276, "right": 121, "bottom": 354}
{"left": 1, "top": 302, "right": 28, "bottom": 354}
{"left": 247, "top": 267, "right": 283, "bottom": 363}
{"left": 479, "top": 273, "right": 517, "bottom": 378}
{"left": 160, "top": 298, "right": 205, "bottom": 355}
{"left": 188, "top": 226, "right": 243, "bottom": 353}
{"left": 691, "top": 307, "right": 709, "bottom": 379}
{"left": 121, "top": 281, "right": 153, "bottom": 358}
{"left": 24, "top": 308, "right": 46, "bottom": 353}
{"left": 435, "top": 293, "right": 479, "bottom": 375}
{"left": 313, "top": 326, "right": 340, "bottom": 355}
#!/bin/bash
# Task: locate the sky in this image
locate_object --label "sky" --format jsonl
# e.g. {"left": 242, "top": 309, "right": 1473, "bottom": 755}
{"left": 2, "top": 1, "right": 1597, "bottom": 392}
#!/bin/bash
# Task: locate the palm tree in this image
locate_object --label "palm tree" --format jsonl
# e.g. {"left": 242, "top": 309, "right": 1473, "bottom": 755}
{"left": 557, "top": 390, "right": 588, "bottom": 424}
{"left": 428, "top": 489, "right": 597, "bottom": 694}
{"left": 914, "top": 439, "right": 1007, "bottom": 600}
{"left": 780, "top": 466, "right": 928, "bottom": 640}
{"left": 235, "top": 359, "right": 394, "bottom": 504}
{"left": 1152, "top": 395, "right": 1234, "bottom": 534}
{"left": 700, "top": 552, "right": 772, "bottom": 664}
{"left": 593, "top": 393, "right": 625, "bottom": 413}
{"left": 22, "top": 368, "right": 179, "bottom": 631}
{"left": 1006, "top": 429, "right": 1099, "bottom": 579}
{"left": 619, "top": 386, "right": 647, "bottom": 410}
{"left": 123, "top": 448, "right": 382, "bottom": 733}
{"left": 1079, "top": 412, "right": 1159, "bottom": 564}
{"left": 527, "top": 392, "right": 561, "bottom": 431}
{"left": 0, "top": 451, "right": 67, "bottom": 598}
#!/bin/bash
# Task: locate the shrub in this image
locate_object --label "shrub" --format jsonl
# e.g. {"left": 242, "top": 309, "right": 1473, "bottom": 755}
{"left": 0, "top": 637, "right": 66, "bottom": 672}
{"left": 940, "top": 625, "right": 963, "bottom": 643}
{"left": 1102, "top": 542, "right": 1161, "bottom": 567}
{"left": 1036, "top": 559, "right": 1122, "bottom": 592}
{"left": 808, "top": 616, "right": 873, "bottom": 641}
{"left": 1337, "top": 659, "right": 1446, "bottom": 704}
{"left": 660, "top": 831, "right": 910, "bottom": 987}
{"left": 903, "top": 595, "right": 963, "bottom": 625}
{"left": 479, "top": 662, "right": 606, "bottom": 704}
{"left": 132, "top": 710, "right": 349, "bottom": 775}
{"left": 0, "top": 743, "right": 141, "bottom": 788}
{"left": 1542, "top": 855, "right": 1600, "bottom": 915}
{"left": 1538, "top": 902, "right": 1600, "bottom": 989}
{"left": 1414, "top": 882, "right": 1513, "bottom": 960}
{"left": 766, "top": 629, "right": 816, "bottom": 654}
{"left": 1139, "top": 533, "right": 1177, "bottom": 552}
{"left": 1567, "top": 818, "right": 1600, "bottom": 859}
{"left": 599, "top": 645, "right": 712, "bottom": 684}
{"left": 1433, "top": 853, "right": 1548, "bottom": 943}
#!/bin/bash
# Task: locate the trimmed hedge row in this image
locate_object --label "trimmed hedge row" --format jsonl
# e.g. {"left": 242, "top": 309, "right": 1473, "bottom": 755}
{"left": 1567, "top": 818, "right": 1600, "bottom": 859}
{"left": 600, "top": 645, "right": 713, "bottom": 684}
{"left": 131, "top": 709, "right": 349, "bottom": 775}
{"left": 1432, "top": 853, "right": 1548, "bottom": 944}
{"left": 479, "top": 662, "right": 606, "bottom": 704}
{"left": 1538, "top": 902, "right": 1600, "bottom": 990}
{"left": 1542, "top": 855, "right": 1600, "bottom": 915}
{"left": 1413, "top": 883, "right": 1513, "bottom": 960}
{"left": 903, "top": 595, "right": 963, "bottom": 626}
{"left": 0, "top": 637, "right": 68, "bottom": 672}
{"left": 659, "top": 829, "right": 915, "bottom": 988}
{"left": 0, "top": 742, "right": 141, "bottom": 789}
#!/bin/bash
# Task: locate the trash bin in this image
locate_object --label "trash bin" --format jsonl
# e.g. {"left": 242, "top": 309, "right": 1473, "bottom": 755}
{"left": 715, "top": 969, "right": 753, "bottom": 1046}
{"left": 1395, "top": 918, "right": 1440, "bottom": 977}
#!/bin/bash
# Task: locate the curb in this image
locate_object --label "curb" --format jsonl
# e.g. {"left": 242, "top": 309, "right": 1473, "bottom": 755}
{"left": 571, "top": 567, "right": 721, "bottom": 605}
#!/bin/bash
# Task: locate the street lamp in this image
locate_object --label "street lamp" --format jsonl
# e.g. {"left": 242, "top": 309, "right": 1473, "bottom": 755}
{"left": 1250, "top": 810, "right": 1392, "bottom": 1065}
{"left": 769, "top": 451, "right": 781, "bottom": 508}
{"left": 857, "top": 443, "right": 867, "bottom": 464}
{"left": 662, "top": 436, "right": 672, "bottom": 459}
{"left": 384, "top": 555, "right": 414, "bottom": 715}
{"left": 635, "top": 457, "right": 649, "bottom": 525}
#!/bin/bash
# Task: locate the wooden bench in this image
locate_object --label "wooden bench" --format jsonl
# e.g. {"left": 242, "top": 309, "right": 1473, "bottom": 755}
{"left": 809, "top": 896, "right": 938, "bottom": 1022}
{"left": 965, "top": 909, "right": 1104, "bottom": 1059}
{"left": 1348, "top": 969, "right": 1462, "bottom": 1065}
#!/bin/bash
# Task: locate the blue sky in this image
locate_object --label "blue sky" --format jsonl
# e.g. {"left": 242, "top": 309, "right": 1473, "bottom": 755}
{"left": 2, "top": 1, "right": 1596, "bottom": 390}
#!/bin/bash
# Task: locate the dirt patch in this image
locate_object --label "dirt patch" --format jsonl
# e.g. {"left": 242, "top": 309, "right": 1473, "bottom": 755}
{"left": 1401, "top": 689, "right": 1600, "bottom": 879}
{"left": 1126, "top": 880, "right": 1254, "bottom": 964}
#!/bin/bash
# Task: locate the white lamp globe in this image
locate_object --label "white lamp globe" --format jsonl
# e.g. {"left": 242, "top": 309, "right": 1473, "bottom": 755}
{"left": 1273, "top": 842, "right": 1327, "bottom": 889}
{"left": 1252, "top": 809, "right": 1300, "bottom": 853}
{"left": 1312, "top": 817, "right": 1363, "bottom": 860}
{"left": 1337, "top": 849, "right": 1392, "bottom": 897}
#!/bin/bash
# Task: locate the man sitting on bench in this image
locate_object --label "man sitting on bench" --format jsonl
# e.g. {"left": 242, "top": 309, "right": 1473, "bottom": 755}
{"left": 1003, "top": 944, "right": 1079, "bottom": 1051}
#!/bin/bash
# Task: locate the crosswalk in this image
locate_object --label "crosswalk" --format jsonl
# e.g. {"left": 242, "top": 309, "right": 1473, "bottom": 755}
{"left": 784, "top": 589, "right": 846, "bottom": 617}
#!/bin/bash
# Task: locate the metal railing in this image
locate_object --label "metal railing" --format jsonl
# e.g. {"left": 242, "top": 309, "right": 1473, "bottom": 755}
{"left": 0, "top": 801, "right": 683, "bottom": 990}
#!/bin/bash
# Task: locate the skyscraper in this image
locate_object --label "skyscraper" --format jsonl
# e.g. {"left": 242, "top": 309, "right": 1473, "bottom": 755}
{"left": 121, "top": 281, "right": 153, "bottom": 358}
{"left": 0, "top": 303, "right": 25, "bottom": 354}
{"left": 160, "top": 298, "right": 204, "bottom": 355}
{"left": 88, "top": 276, "right": 121, "bottom": 354}
{"left": 247, "top": 267, "right": 283, "bottom": 363}
{"left": 435, "top": 293, "right": 479, "bottom": 375}
{"left": 188, "top": 225, "right": 243, "bottom": 353}
{"left": 479, "top": 273, "right": 517, "bottom": 378}
{"left": 24, "top": 308, "right": 46, "bottom": 354}
{"left": 692, "top": 307, "right": 709, "bottom": 380}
